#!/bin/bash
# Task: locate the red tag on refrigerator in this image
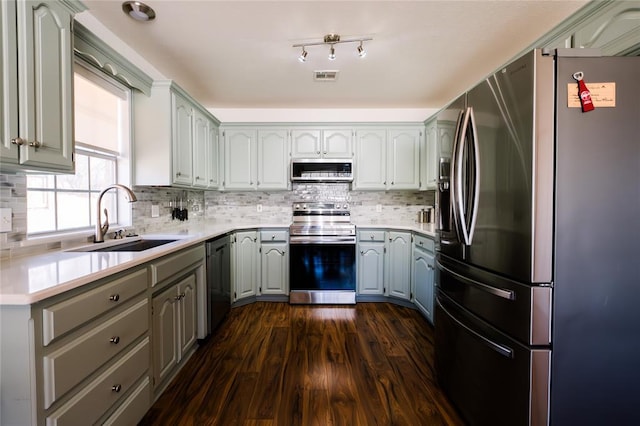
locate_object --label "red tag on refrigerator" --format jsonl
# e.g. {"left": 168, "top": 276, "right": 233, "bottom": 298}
{"left": 573, "top": 72, "right": 595, "bottom": 112}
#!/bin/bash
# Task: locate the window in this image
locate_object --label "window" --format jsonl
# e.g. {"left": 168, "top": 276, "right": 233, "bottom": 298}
{"left": 27, "top": 62, "right": 132, "bottom": 235}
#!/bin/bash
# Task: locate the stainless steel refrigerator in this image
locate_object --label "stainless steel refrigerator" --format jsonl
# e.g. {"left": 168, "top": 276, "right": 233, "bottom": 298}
{"left": 434, "top": 49, "right": 640, "bottom": 426}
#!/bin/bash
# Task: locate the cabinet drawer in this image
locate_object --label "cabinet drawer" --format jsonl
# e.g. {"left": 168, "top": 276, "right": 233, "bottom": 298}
{"left": 151, "top": 245, "right": 205, "bottom": 287}
{"left": 358, "top": 230, "right": 385, "bottom": 242}
{"left": 43, "top": 299, "right": 148, "bottom": 409}
{"left": 45, "top": 338, "right": 149, "bottom": 426}
{"left": 102, "top": 377, "right": 151, "bottom": 426}
{"left": 414, "top": 234, "right": 435, "bottom": 253}
{"left": 42, "top": 269, "right": 147, "bottom": 346}
{"left": 260, "top": 230, "right": 288, "bottom": 242}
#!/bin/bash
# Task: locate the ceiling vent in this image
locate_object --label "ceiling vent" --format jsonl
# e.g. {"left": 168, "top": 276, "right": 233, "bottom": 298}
{"left": 314, "top": 70, "right": 339, "bottom": 82}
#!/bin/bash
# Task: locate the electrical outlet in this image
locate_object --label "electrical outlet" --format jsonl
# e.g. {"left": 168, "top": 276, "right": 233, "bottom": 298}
{"left": 257, "top": 204, "right": 263, "bottom": 212}
{"left": 151, "top": 205, "right": 160, "bottom": 218}
{"left": 0, "top": 208, "right": 12, "bottom": 232}
{"left": 376, "top": 204, "right": 382, "bottom": 213}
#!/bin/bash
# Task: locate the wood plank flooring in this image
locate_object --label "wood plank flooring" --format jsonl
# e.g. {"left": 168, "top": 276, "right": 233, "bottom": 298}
{"left": 139, "top": 302, "right": 464, "bottom": 426}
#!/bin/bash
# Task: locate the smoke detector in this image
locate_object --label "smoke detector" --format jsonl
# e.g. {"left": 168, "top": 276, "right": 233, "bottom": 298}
{"left": 314, "top": 70, "right": 339, "bottom": 82}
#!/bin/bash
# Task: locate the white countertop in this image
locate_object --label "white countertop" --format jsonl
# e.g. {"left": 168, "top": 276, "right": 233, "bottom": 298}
{"left": 0, "top": 221, "right": 437, "bottom": 305}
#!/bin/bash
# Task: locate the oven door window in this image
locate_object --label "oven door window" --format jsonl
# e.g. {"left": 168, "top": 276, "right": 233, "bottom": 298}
{"left": 290, "top": 244, "right": 356, "bottom": 291}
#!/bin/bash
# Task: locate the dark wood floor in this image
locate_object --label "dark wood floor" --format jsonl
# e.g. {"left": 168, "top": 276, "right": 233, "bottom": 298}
{"left": 140, "top": 302, "right": 464, "bottom": 426}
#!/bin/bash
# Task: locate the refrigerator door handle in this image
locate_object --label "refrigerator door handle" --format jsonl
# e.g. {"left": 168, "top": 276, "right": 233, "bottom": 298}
{"left": 437, "top": 296, "right": 514, "bottom": 359}
{"left": 454, "top": 108, "right": 471, "bottom": 245}
{"left": 467, "top": 106, "right": 480, "bottom": 244}
{"left": 437, "top": 259, "right": 516, "bottom": 300}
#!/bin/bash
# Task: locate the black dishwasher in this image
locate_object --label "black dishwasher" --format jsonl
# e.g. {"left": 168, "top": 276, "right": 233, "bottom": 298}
{"left": 205, "top": 235, "right": 231, "bottom": 335}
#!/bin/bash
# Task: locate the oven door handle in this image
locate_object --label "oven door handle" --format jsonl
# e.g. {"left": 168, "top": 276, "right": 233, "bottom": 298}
{"left": 289, "top": 236, "right": 356, "bottom": 245}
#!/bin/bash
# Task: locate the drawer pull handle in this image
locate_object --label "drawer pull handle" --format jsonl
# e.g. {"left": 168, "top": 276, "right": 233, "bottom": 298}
{"left": 110, "top": 336, "right": 120, "bottom": 344}
{"left": 109, "top": 294, "right": 120, "bottom": 302}
{"left": 370, "top": 235, "right": 374, "bottom": 240}
{"left": 112, "top": 384, "right": 122, "bottom": 393}
{"left": 272, "top": 235, "right": 275, "bottom": 240}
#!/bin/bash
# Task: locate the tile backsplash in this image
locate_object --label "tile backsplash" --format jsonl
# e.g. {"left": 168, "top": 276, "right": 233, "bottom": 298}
{"left": 0, "top": 173, "right": 434, "bottom": 258}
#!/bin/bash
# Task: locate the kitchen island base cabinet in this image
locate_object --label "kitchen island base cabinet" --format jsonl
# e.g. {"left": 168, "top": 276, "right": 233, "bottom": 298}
{"left": 152, "top": 272, "right": 197, "bottom": 393}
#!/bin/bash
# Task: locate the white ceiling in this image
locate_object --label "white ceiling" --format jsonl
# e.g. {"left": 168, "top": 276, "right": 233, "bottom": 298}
{"left": 79, "top": 0, "right": 589, "bottom": 111}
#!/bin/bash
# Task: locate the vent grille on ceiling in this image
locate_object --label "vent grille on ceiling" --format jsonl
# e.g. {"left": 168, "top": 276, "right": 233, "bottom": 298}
{"left": 314, "top": 70, "right": 339, "bottom": 81}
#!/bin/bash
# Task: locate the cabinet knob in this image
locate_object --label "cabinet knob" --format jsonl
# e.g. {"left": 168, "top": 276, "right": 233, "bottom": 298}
{"left": 112, "top": 384, "right": 122, "bottom": 393}
{"left": 110, "top": 336, "right": 120, "bottom": 344}
{"left": 282, "top": 251, "right": 285, "bottom": 256}
{"left": 428, "top": 264, "right": 434, "bottom": 270}
{"left": 29, "top": 140, "right": 41, "bottom": 148}
{"left": 419, "top": 241, "right": 423, "bottom": 246}
{"left": 174, "top": 294, "right": 182, "bottom": 301}
{"left": 176, "top": 172, "right": 182, "bottom": 177}
{"left": 391, "top": 181, "right": 394, "bottom": 185}
{"left": 11, "top": 137, "right": 26, "bottom": 146}
{"left": 196, "top": 176, "right": 201, "bottom": 180}
{"left": 271, "top": 235, "right": 276, "bottom": 240}
{"left": 257, "top": 181, "right": 260, "bottom": 186}
{"left": 109, "top": 294, "right": 120, "bottom": 302}
{"left": 323, "top": 151, "right": 327, "bottom": 154}
{"left": 317, "top": 151, "right": 320, "bottom": 154}
{"left": 370, "top": 235, "right": 374, "bottom": 240}
{"left": 360, "top": 250, "right": 364, "bottom": 255}
{"left": 383, "top": 181, "right": 387, "bottom": 185}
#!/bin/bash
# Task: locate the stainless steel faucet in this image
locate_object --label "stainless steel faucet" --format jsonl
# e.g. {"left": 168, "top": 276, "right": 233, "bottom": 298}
{"left": 94, "top": 184, "right": 137, "bottom": 243}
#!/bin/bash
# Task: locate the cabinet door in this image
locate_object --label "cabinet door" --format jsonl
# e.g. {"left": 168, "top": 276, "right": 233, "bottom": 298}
{"left": 261, "top": 242, "right": 288, "bottom": 295}
{"left": 178, "top": 274, "right": 197, "bottom": 359}
{"left": 413, "top": 246, "right": 435, "bottom": 323}
{"left": 358, "top": 242, "right": 385, "bottom": 295}
{"left": 171, "top": 92, "right": 193, "bottom": 186}
{"left": 257, "top": 129, "right": 289, "bottom": 190}
{"left": 152, "top": 286, "right": 178, "bottom": 387}
{"left": 387, "top": 129, "right": 421, "bottom": 190}
{"left": 291, "top": 129, "right": 321, "bottom": 158}
{"left": 224, "top": 129, "right": 256, "bottom": 189}
{"left": 233, "top": 231, "right": 258, "bottom": 300}
{"left": 322, "top": 129, "right": 353, "bottom": 158}
{"left": 386, "top": 231, "right": 412, "bottom": 300}
{"left": 16, "top": 0, "right": 74, "bottom": 171}
{"left": 208, "top": 122, "right": 220, "bottom": 188}
{"left": 425, "top": 120, "right": 438, "bottom": 190}
{"left": 353, "top": 129, "right": 386, "bottom": 190}
{"left": 1, "top": 0, "right": 19, "bottom": 166}
{"left": 192, "top": 110, "right": 209, "bottom": 188}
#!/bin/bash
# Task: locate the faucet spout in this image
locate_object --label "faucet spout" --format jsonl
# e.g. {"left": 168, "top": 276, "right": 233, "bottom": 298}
{"left": 94, "top": 184, "right": 137, "bottom": 243}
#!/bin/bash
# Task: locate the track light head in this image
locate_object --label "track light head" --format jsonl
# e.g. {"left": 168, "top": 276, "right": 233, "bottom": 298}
{"left": 328, "top": 45, "right": 336, "bottom": 61}
{"left": 298, "top": 47, "right": 308, "bottom": 63}
{"left": 357, "top": 42, "right": 366, "bottom": 58}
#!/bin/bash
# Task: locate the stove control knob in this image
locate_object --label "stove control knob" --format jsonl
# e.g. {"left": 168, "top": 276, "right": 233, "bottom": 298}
{"left": 343, "top": 204, "right": 348, "bottom": 209}
{"left": 302, "top": 204, "right": 307, "bottom": 209}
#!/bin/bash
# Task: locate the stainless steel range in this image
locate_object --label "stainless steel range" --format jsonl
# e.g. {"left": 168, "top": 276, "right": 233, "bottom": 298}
{"left": 289, "top": 202, "right": 356, "bottom": 304}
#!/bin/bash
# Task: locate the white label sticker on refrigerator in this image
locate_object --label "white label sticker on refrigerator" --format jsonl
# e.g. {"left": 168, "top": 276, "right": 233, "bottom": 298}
{"left": 567, "top": 82, "right": 616, "bottom": 108}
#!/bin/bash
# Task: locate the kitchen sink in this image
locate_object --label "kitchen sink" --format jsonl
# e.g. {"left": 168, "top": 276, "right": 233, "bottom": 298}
{"left": 71, "top": 239, "right": 178, "bottom": 252}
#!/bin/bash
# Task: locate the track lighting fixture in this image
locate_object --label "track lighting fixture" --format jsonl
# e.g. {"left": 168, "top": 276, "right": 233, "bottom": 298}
{"left": 293, "top": 33, "right": 372, "bottom": 62}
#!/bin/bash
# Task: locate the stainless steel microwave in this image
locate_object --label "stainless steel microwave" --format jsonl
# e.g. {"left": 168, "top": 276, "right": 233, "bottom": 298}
{"left": 290, "top": 159, "right": 353, "bottom": 182}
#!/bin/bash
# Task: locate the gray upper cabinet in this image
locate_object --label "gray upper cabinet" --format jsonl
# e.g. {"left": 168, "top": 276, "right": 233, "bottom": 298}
{"left": 291, "top": 128, "right": 353, "bottom": 159}
{"left": 353, "top": 129, "right": 387, "bottom": 190}
{"left": 222, "top": 127, "right": 289, "bottom": 191}
{"left": 354, "top": 127, "right": 422, "bottom": 190}
{"left": 134, "top": 81, "right": 220, "bottom": 189}
{"left": 387, "top": 129, "right": 421, "bottom": 190}
{"left": 424, "top": 119, "right": 438, "bottom": 190}
{"left": 1, "top": 0, "right": 84, "bottom": 173}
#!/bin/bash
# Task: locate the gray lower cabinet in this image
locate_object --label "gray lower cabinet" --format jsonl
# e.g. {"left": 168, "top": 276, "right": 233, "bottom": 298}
{"left": 413, "top": 234, "right": 436, "bottom": 323}
{"left": 0, "top": 266, "right": 151, "bottom": 426}
{"left": 357, "top": 229, "right": 386, "bottom": 295}
{"left": 152, "top": 272, "right": 197, "bottom": 391}
{"left": 231, "top": 231, "right": 259, "bottom": 302}
{"left": 386, "top": 231, "right": 413, "bottom": 300}
{"left": 259, "top": 230, "right": 289, "bottom": 296}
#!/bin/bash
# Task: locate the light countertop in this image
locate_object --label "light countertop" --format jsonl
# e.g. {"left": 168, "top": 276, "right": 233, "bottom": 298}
{"left": 0, "top": 221, "right": 437, "bottom": 306}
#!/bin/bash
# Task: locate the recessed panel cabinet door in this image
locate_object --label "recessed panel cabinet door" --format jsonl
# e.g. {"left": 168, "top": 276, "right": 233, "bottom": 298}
{"left": 354, "top": 129, "right": 386, "bottom": 189}
{"left": 387, "top": 129, "right": 421, "bottom": 190}
{"left": 1, "top": 0, "right": 19, "bottom": 166}
{"left": 291, "top": 129, "right": 321, "bottom": 158}
{"left": 386, "top": 231, "right": 412, "bottom": 300}
{"left": 224, "top": 129, "right": 256, "bottom": 189}
{"left": 261, "top": 243, "right": 288, "bottom": 295}
{"left": 358, "top": 242, "right": 385, "bottom": 294}
{"left": 208, "top": 123, "right": 220, "bottom": 188}
{"left": 178, "top": 274, "right": 197, "bottom": 358}
{"left": 172, "top": 93, "right": 193, "bottom": 186}
{"left": 16, "top": 0, "right": 74, "bottom": 171}
{"left": 257, "top": 129, "right": 289, "bottom": 190}
{"left": 413, "top": 246, "right": 435, "bottom": 323}
{"left": 322, "top": 129, "right": 353, "bottom": 158}
{"left": 233, "top": 231, "right": 259, "bottom": 300}
{"left": 152, "top": 286, "right": 178, "bottom": 387}
{"left": 192, "top": 111, "right": 209, "bottom": 188}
